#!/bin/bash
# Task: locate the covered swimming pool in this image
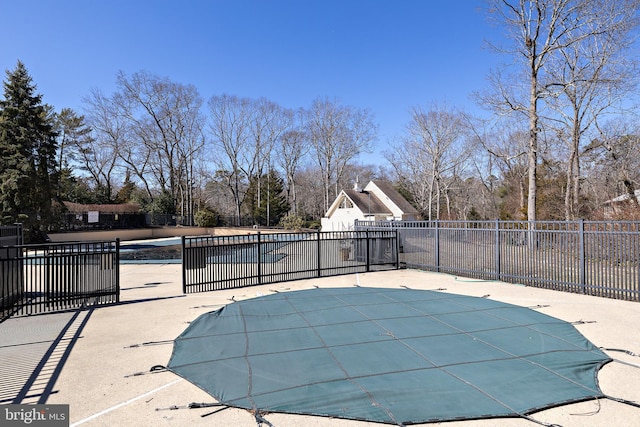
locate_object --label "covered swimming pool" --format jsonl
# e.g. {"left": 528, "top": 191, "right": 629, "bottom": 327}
{"left": 166, "top": 286, "right": 640, "bottom": 425}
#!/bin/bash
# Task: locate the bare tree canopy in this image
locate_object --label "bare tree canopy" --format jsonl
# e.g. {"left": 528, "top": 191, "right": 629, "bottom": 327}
{"left": 307, "top": 97, "right": 378, "bottom": 212}
{"left": 542, "top": 0, "right": 640, "bottom": 219}
{"left": 207, "top": 94, "right": 253, "bottom": 219}
{"left": 481, "top": 0, "right": 640, "bottom": 221}
{"left": 387, "top": 104, "right": 470, "bottom": 220}
{"left": 275, "top": 109, "right": 309, "bottom": 215}
{"left": 86, "top": 71, "right": 207, "bottom": 220}
{"left": 12, "top": 0, "right": 640, "bottom": 232}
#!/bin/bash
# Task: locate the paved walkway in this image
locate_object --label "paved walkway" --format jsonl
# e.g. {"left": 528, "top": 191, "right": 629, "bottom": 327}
{"left": 2, "top": 265, "right": 640, "bottom": 426}
{"left": 0, "top": 310, "right": 80, "bottom": 404}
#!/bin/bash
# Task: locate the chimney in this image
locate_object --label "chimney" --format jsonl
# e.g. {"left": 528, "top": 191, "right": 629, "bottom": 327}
{"left": 353, "top": 176, "right": 362, "bottom": 192}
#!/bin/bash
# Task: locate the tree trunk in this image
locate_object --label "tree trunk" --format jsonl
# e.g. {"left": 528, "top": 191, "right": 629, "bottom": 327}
{"left": 573, "top": 154, "right": 580, "bottom": 218}
{"left": 519, "top": 179, "right": 526, "bottom": 219}
{"left": 528, "top": 61, "right": 538, "bottom": 223}
{"left": 565, "top": 148, "right": 576, "bottom": 220}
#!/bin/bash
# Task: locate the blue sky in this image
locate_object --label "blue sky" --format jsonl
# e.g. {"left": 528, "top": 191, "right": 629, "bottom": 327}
{"left": 1, "top": 0, "right": 499, "bottom": 164}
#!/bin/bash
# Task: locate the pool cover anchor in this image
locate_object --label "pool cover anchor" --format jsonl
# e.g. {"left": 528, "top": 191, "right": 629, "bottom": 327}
{"left": 124, "top": 364, "right": 168, "bottom": 378}
{"left": 156, "top": 404, "right": 272, "bottom": 425}
{"left": 155, "top": 401, "right": 223, "bottom": 412}
{"left": 254, "top": 412, "right": 274, "bottom": 427}
{"left": 124, "top": 340, "right": 174, "bottom": 349}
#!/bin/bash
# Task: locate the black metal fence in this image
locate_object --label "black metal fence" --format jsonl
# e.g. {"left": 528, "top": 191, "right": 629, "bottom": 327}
{"left": 1, "top": 240, "right": 120, "bottom": 320}
{"left": 55, "top": 212, "right": 261, "bottom": 231}
{"left": 57, "top": 213, "right": 196, "bottom": 231}
{"left": 0, "top": 223, "right": 23, "bottom": 246}
{"left": 182, "top": 230, "right": 399, "bottom": 293}
{"left": 59, "top": 212, "right": 147, "bottom": 231}
{"left": 145, "top": 214, "right": 195, "bottom": 227}
{"left": 356, "top": 219, "right": 640, "bottom": 302}
{"left": 0, "top": 224, "right": 24, "bottom": 314}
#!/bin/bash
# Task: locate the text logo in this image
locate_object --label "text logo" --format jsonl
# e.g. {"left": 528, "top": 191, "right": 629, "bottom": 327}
{"left": 2, "top": 405, "right": 69, "bottom": 426}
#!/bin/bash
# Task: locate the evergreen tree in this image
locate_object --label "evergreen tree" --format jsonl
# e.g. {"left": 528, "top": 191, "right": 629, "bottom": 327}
{"left": 55, "top": 108, "right": 89, "bottom": 169}
{"left": 245, "top": 170, "right": 290, "bottom": 226}
{"left": 0, "top": 61, "right": 59, "bottom": 241}
{"left": 115, "top": 171, "right": 137, "bottom": 204}
{"left": 54, "top": 108, "right": 92, "bottom": 196}
{"left": 57, "top": 170, "right": 94, "bottom": 204}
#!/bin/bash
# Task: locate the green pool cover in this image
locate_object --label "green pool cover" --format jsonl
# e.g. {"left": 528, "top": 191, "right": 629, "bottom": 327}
{"left": 167, "top": 287, "right": 611, "bottom": 424}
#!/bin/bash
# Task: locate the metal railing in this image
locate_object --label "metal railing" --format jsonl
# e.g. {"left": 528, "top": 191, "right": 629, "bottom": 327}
{"left": 1, "top": 240, "right": 120, "bottom": 319}
{"left": 356, "top": 219, "right": 640, "bottom": 302}
{"left": 0, "top": 223, "right": 23, "bottom": 246}
{"left": 182, "top": 230, "right": 399, "bottom": 293}
{"left": 1, "top": 224, "right": 24, "bottom": 315}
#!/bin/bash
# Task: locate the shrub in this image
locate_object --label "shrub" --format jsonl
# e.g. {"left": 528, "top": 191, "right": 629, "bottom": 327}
{"left": 279, "top": 213, "right": 305, "bottom": 230}
{"left": 194, "top": 209, "right": 218, "bottom": 227}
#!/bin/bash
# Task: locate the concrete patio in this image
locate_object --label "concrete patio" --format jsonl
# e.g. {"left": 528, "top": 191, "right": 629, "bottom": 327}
{"left": 2, "top": 265, "right": 639, "bottom": 426}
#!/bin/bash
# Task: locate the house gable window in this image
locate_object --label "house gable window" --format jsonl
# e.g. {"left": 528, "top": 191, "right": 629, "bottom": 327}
{"left": 340, "top": 198, "right": 353, "bottom": 209}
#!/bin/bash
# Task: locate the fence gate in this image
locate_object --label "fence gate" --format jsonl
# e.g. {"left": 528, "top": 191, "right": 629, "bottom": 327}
{"left": 1, "top": 240, "right": 120, "bottom": 320}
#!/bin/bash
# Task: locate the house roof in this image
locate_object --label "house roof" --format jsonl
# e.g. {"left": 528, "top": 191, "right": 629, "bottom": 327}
{"left": 368, "top": 180, "right": 419, "bottom": 215}
{"left": 343, "top": 189, "right": 391, "bottom": 215}
{"left": 324, "top": 180, "right": 419, "bottom": 221}
{"left": 603, "top": 190, "right": 640, "bottom": 205}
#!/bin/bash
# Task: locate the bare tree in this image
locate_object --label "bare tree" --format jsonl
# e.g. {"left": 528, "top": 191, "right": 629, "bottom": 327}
{"left": 482, "top": 0, "right": 630, "bottom": 222}
{"left": 207, "top": 95, "right": 292, "bottom": 222}
{"left": 387, "top": 104, "right": 469, "bottom": 220}
{"left": 583, "top": 119, "right": 640, "bottom": 215}
{"left": 113, "top": 71, "right": 205, "bottom": 219}
{"left": 307, "top": 97, "right": 377, "bottom": 212}
{"left": 542, "top": 0, "right": 640, "bottom": 219}
{"left": 207, "top": 94, "right": 252, "bottom": 219}
{"left": 276, "top": 108, "right": 309, "bottom": 215}
{"left": 387, "top": 142, "right": 432, "bottom": 219}
{"left": 465, "top": 115, "right": 531, "bottom": 219}
{"left": 82, "top": 89, "right": 128, "bottom": 202}
{"left": 247, "top": 98, "right": 292, "bottom": 223}
{"left": 294, "top": 165, "right": 327, "bottom": 221}
{"left": 174, "top": 102, "right": 206, "bottom": 224}
{"left": 84, "top": 88, "right": 152, "bottom": 201}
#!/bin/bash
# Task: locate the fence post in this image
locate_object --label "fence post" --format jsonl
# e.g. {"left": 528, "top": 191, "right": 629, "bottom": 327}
{"left": 317, "top": 230, "right": 321, "bottom": 277}
{"left": 181, "top": 236, "right": 187, "bottom": 294}
{"left": 45, "top": 245, "right": 51, "bottom": 310}
{"left": 435, "top": 220, "right": 440, "bottom": 272}
{"left": 115, "top": 238, "right": 120, "bottom": 303}
{"left": 15, "top": 223, "right": 23, "bottom": 245}
{"left": 579, "top": 219, "right": 586, "bottom": 294}
{"left": 395, "top": 229, "right": 400, "bottom": 269}
{"left": 495, "top": 220, "right": 501, "bottom": 281}
{"left": 366, "top": 229, "right": 371, "bottom": 272}
{"left": 257, "top": 232, "right": 262, "bottom": 285}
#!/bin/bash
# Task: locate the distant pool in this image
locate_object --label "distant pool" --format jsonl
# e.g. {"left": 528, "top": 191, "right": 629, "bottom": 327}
{"left": 119, "top": 238, "right": 182, "bottom": 264}
{"left": 117, "top": 236, "right": 290, "bottom": 264}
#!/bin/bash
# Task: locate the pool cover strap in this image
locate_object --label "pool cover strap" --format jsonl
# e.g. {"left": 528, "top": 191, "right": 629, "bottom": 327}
{"left": 167, "top": 287, "right": 613, "bottom": 425}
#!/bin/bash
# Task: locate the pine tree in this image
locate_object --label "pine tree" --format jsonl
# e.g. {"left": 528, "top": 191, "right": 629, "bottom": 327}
{"left": 115, "top": 171, "right": 137, "bottom": 204}
{"left": 245, "top": 170, "right": 290, "bottom": 226}
{"left": 0, "top": 61, "right": 59, "bottom": 241}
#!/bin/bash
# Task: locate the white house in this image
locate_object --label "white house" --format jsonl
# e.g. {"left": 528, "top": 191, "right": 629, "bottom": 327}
{"left": 321, "top": 180, "right": 419, "bottom": 231}
{"left": 602, "top": 189, "right": 640, "bottom": 218}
